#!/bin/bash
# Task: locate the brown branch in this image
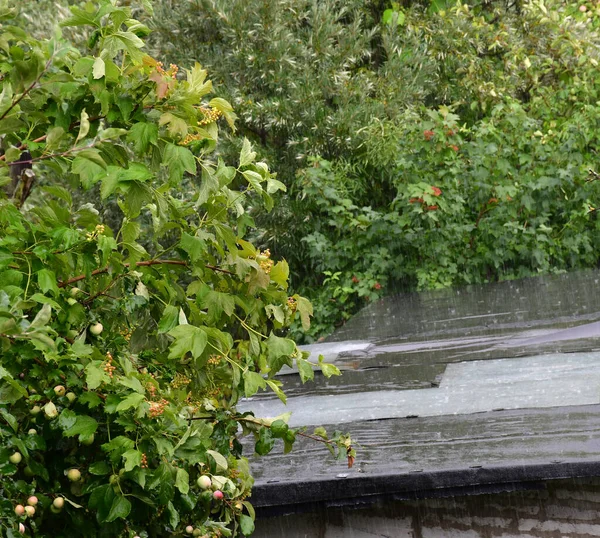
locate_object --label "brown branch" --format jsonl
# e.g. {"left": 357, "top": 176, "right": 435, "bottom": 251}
{"left": 7, "top": 145, "right": 92, "bottom": 167}
{"left": 205, "top": 264, "right": 235, "bottom": 275}
{"left": 0, "top": 115, "right": 106, "bottom": 162}
{"left": 58, "top": 259, "right": 189, "bottom": 288}
{"left": 83, "top": 273, "right": 125, "bottom": 305}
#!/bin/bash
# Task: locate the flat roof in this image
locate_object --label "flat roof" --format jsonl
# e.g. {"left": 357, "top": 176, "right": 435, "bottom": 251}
{"left": 242, "top": 270, "right": 600, "bottom": 512}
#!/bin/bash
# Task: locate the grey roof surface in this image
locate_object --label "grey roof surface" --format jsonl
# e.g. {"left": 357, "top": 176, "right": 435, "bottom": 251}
{"left": 242, "top": 270, "right": 600, "bottom": 511}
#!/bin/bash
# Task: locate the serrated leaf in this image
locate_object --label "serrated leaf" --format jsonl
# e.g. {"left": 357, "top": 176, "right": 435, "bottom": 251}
{"left": 296, "top": 358, "right": 315, "bottom": 383}
{"left": 266, "top": 333, "right": 296, "bottom": 372}
{"left": 239, "top": 138, "right": 256, "bottom": 167}
{"left": 164, "top": 143, "right": 196, "bottom": 184}
{"left": 158, "top": 305, "right": 178, "bottom": 333}
{"left": 116, "top": 392, "right": 145, "bottom": 412}
{"left": 122, "top": 449, "right": 143, "bottom": 471}
{"left": 266, "top": 379, "right": 287, "bottom": 404}
{"left": 126, "top": 122, "right": 158, "bottom": 155}
{"left": 168, "top": 325, "right": 207, "bottom": 359}
{"left": 270, "top": 260, "right": 289, "bottom": 288}
{"left": 89, "top": 461, "right": 111, "bottom": 475}
{"left": 105, "top": 495, "right": 131, "bottom": 522}
{"left": 242, "top": 170, "right": 263, "bottom": 193}
{"left": 295, "top": 295, "right": 313, "bottom": 331}
{"left": 64, "top": 415, "right": 98, "bottom": 438}
{"left": 243, "top": 371, "right": 266, "bottom": 398}
{"left": 37, "top": 269, "right": 59, "bottom": 296}
{"left": 318, "top": 355, "right": 341, "bottom": 377}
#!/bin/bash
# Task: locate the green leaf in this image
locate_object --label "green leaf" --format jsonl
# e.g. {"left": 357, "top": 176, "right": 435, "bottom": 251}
{"left": 158, "top": 305, "right": 179, "bottom": 333}
{"left": 58, "top": 409, "right": 77, "bottom": 430}
{"left": 37, "top": 269, "right": 59, "bottom": 296}
{"left": 203, "top": 290, "right": 235, "bottom": 319}
{"left": 64, "top": 415, "right": 99, "bottom": 439}
{"left": 240, "top": 514, "right": 255, "bottom": 536}
{"left": 92, "top": 56, "right": 105, "bottom": 79}
{"left": 243, "top": 371, "right": 266, "bottom": 398}
{"left": 122, "top": 449, "right": 143, "bottom": 471}
{"left": 255, "top": 426, "right": 274, "bottom": 455}
{"left": 75, "top": 109, "right": 90, "bottom": 144}
{"left": 115, "top": 392, "right": 145, "bottom": 412}
{"left": 126, "top": 122, "right": 158, "bottom": 155}
{"left": 239, "top": 138, "right": 256, "bottom": 167}
{"left": 168, "top": 325, "right": 207, "bottom": 359}
{"left": 0, "top": 408, "right": 17, "bottom": 432}
{"left": 242, "top": 170, "right": 263, "bottom": 193}
{"left": 206, "top": 449, "right": 228, "bottom": 471}
{"left": 72, "top": 151, "right": 107, "bottom": 188}
{"left": 79, "top": 391, "right": 102, "bottom": 408}
{"left": 105, "top": 495, "right": 131, "bottom": 522}
{"left": 89, "top": 461, "right": 111, "bottom": 475}
{"left": 30, "top": 293, "right": 61, "bottom": 310}
{"left": 266, "top": 333, "right": 295, "bottom": 372}
{"left": 296, "top": 358, "right": 314, "bottom": 383}
{"left": 102, "top": 436, "right": 135, "bottom": 464}
{"left": 167, "top": 500, "right": 179, "bottom": 529}
{"left": 164, "top": 143, "right": 197, "bottom": 184}
{"left": 318, "top": 355, "right": 341, "bottom": 378}
{"left": 180, "top": 232, "right": 206, "bottom": 263}
{"left": 89, "top": 485, "right": 114, "bottom": 522}
{"left": 30, "top": 303, "right": 51, "bottom": 328}
{"left": 295, "top": 296, "right": 313, "bottom": 331}
{"left": 175, "top": 468, "right": 189, "bottom": 494}
{"left": 85, "top": 362, "right": 110, "bottom": 390}
{"left": 266, "top": 380, "right": 287, "bottom": 404}
{"left": 159, "top": 112, "right": 188, "bottom": 138}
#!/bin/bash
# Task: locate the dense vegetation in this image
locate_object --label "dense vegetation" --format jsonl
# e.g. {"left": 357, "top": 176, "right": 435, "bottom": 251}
{"left": 0, "top": 2, "right": 350, "bottom": 537}
{"left": 153, "top": 0, "right": 600, "bottom": 340}
{"left": 3, "top": 0, "right": 600, "bottom": 536}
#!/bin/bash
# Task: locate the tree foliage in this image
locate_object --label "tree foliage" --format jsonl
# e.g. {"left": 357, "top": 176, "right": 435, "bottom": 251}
{"left": 153, "top": 0, "right": 600, "bottom": 340}
{"left": 0, "top": 2, "right": 350, "bottom": 536}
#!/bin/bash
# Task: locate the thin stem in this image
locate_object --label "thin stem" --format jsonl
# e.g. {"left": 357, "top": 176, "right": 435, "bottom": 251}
{"left": 58, "top": 259, "right": 188, "bottom": 288}
{"left": 0, "top": 58, "right": 52, "bottom": 121}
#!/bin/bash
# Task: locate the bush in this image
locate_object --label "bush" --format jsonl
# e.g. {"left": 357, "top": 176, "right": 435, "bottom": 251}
{"left": 0, "top": 2, "right": 351, "bottom": 536}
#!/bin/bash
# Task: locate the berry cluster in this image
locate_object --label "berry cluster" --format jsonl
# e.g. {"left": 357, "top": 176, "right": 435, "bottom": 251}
{"left": 155, "top": 61, "right": 179, "bottom": 79}
{"left": 141, "top": 453, "right": 148, "bottom": 469}
{"left": 171, "top": 372, "right": 191, "bottom": 389}
{"left": 148, "top": 398, "right": 168, "bottom": 418}
{"left": 197, "top": 106, "right": 222, "bottom": 126}
{"left": 119, "top": 327, "right": 132, "bottom": 342}
{"left": 256, "top": 249, "right": 273, "bottom": 273}
{"left": 103, "top": 352, "right": 116, "bottom": 378}
{"left": 287, "top": 296, "right": 297, "bottom": 313}
{"left": 207, "top": 355, "right": 221, "bottom": 366}
{"left": 85, "top": 224, "right": 105, "bottom": 241}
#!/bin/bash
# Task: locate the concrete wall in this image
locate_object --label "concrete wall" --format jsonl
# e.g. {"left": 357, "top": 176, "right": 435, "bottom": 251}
{"left": 253, "top": 478, "right": 600, "bottom": 537}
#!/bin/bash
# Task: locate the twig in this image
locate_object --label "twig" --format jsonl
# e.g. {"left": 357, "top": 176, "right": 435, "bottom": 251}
{"left": 58, "top": 260, "right": 188, "bottom": 288}
{"left": 0, "top": 58, "right": 52, "bottom": 121}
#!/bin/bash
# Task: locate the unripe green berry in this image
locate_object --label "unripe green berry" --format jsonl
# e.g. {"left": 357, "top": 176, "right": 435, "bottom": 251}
{"left": 89, "top": 322, "right": 103, "bottom": 336}
{"left": 67, "top": 468, "right": 81, "bottom": 482}
{"left": 197, "top": 475, "right": 212, "bottom": 489}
